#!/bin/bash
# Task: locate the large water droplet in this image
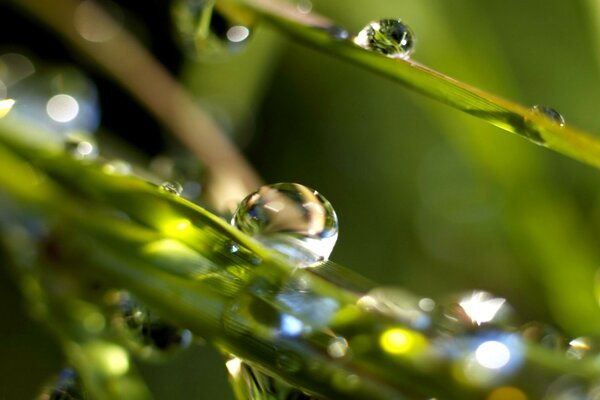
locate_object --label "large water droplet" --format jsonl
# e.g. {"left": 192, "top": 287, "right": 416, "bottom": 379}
{"left": 171, "top": 0, "right": 252, "bottom": 60}
{"left": 232, "top": 183, "right": 339, "bottom": 264}
{"left": 108, "top": 291, "right": 192, "bottom": 361}
{"left": 160, "top": 181, "right": 183, "bottom": 196}
{"left": 354, "top": 19, "right": 415, "bottom": 59}
{"left": 530, "top": 105, "right": 565, "bottom": 127}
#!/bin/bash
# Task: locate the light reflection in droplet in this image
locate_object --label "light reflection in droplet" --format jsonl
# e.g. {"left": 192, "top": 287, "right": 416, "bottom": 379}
{"left": 458, "top": 291, "right": 506, "bottom": 326}
{"left": 280, "top": 314, "right": 304, "bottom": 337}
{"left": 327, "top": 336, "right": 349, "bottom": 359}
{"left": 46, "top": 94, "right": 79, "bottom": 123}
{"left": 225, "top": 357, "right": 242, "bottom": 378}
{"left": 74, "top": 0, "right": 123, "bottom": 43}
{"left": 226, "top": 26, "right": 250, "bottom": 43}
{"left": 566, "top": 337, "right": 593, "bottom": 360}
{"left": 0, "top": 98, "right": 15, "bottom": 119}
{"left": 475, "top": 341, "right": 510, "bottom": 369}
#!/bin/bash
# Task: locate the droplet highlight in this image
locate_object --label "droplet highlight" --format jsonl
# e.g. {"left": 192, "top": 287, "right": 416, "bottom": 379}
{"left": 354, "top": 19, "right": 415, "bottom": 59}
{"left": 64, "top": 131, "right": 98, "bottom": 160}
{"left": 232, "top": 183, "right": 338, "bottom": 264}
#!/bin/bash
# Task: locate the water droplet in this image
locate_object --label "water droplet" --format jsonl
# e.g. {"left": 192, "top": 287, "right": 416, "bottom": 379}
{"left": 320, "top": 25, "right": 350, "bottom": 41}
{"left": 37, "top": 367, "right": 84, "bottom": 400}
{"left": 109, "top": 291, "right": 192, "bottom": 361}
{"left": 354, "top": 19, "right": 415, "bottom": 59}
{"left": 439, "top": 291, "right": 515, "bottom": 333}
{"left": 64, "top": 131, "right": 98, "bottom": 160}
{"left": 531, "top": 105, "right": 565, "bottom": 127}
{"left": 327, "top": 336, "right": 350, "bottom": 359}
{"left": 520, "top": 322, "right": 567, "bottom": 350}
{"left": 102, "top": 160, "right": 132, "bottom": 175}
{"left": 566, "top": 337, "right": 594, "bottom": 360}
{"left": 358, "top": 287, "right": 431, "bottom": 330}
{"left": 171, "top": 0, "right": 252, "bottom": 60}
{"left": 232, "top": 183, "right": 338, "bottom": 264}
{"left": 160, "top": 181, "right": 183, "bottom": 196}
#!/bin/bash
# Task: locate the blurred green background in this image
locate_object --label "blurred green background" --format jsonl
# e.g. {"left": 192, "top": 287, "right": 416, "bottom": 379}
{"left": 2, "top": 0, "right": 600, "bottom": 398}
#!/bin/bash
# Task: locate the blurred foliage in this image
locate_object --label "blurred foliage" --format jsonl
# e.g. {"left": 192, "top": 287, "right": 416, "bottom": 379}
{"left": 2, "top": 0, "right": 600, "bottom": 398}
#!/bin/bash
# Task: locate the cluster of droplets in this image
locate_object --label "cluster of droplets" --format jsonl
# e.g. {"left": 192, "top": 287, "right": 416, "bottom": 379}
{"left": 231, "top": 183, "right": 339, "bottom": 266}
{"left": 106, "top": 290, "right": 193, "bottom": 362}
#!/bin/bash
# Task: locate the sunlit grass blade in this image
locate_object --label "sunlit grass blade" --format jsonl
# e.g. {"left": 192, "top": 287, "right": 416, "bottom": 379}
{"left": 221, "top": 0, "right": 600, "bottom": 170}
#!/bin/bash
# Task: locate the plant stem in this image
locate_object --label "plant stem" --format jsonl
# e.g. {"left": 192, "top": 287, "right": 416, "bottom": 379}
{"left": 13, "top": 0, "right": 262, "bottom": 210}
{"left": 222, "top": 0, "right": 600, "bottom": 170}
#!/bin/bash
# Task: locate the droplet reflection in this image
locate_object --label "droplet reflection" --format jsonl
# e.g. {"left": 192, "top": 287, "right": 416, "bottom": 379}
{"left": 354, "top": 19, "right": 415, "bottom": 59}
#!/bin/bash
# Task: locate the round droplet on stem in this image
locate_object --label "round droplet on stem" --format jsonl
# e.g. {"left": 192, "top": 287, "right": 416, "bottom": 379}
{"left": 232, "top": 183, "right": 339, "bottom": 264}
{"left": 64, "top": 131, "right": 98, "bottom": 160}
{"left": 354, "top": 19, "right": 415, "bottom": 59}
{"left": 160, "top": 181, "right": 183, "bottom": 196}
{"left": 530, "top": 105, "right": 565, "bottom": 127}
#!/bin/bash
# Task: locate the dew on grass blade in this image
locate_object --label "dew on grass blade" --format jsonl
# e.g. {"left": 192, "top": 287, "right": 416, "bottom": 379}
{"left": 64, "top": 131, "right": 98, "bottom": 160}
{"left": 160, "top": 181, "right": 183, "bottom": 196}
{"left": 566, "top": 337, "right": 594, "bottom": 360}
{"left": 530, "top": 105, "right": 565, "bottom": 127}
{"left": 232, "top": 183, "right": 339, "bottom": 265}
{"left": 354, "top": 19, "right": 415, "bottom": 59}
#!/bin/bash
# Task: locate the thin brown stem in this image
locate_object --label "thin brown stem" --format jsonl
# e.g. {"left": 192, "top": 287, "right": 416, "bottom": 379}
{"left": 15, "top": 0, "right": 262, "bottom": 210}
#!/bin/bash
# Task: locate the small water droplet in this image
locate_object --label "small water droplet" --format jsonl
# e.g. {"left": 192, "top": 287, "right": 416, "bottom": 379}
{"left": 108, "top": 291, "right": 192, "bottom": 361}
{"left": 322, "top": 25, "right": 350, "bottom": 41}
{"left": 64, "top": 131, "right": 98, "bottom": 160}
{"left": 171, "top": 0, "right": 252, "bottom": 60}
{"left": 354, "top": 19, "right": 415, "bottom": 59}
{"left": 520, "top": 322, "right": 567, "bottom": 350}
{"left": 103, "top": 160, "right": 132, "bottom": 175}
{"left": 232, "top": 183, "right": 338, "bottom": 265}
{"left": 566, "top": 337, "right": 594, "bottom": 360}
{"left": 160, "top": 181, "right": 183, "bottom": 196}
{"left": 530, "top": 105, "right": 565, "bottom": 127}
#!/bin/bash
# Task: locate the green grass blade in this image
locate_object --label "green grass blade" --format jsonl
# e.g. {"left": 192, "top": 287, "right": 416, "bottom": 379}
{"left": 221, "top": 0, "right": 600, "bottom": 170}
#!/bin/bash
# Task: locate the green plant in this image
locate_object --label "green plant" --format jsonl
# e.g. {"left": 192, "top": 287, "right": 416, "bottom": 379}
{"left": 2, "top": 0, "right": 600, "bottom": 399}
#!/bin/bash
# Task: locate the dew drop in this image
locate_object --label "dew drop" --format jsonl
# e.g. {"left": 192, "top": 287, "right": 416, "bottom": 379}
{"left": 102, "top": 160, "right": 132, "bottom": 175}
{"left": 439, "top": 291, "right": 515, "bottom": 333}
{"left": 108, "top": 291, "right": 192, "bottom": 361}
{"left": 232, "top": 183, "right": 339, "bottom": 265}
{"left": 327, "top": 336, "right": 350, "bottom": 359}
{"left": 520, "top": 321, "right": 567, "bottom": 350}
{"left": 64, "top": 131, "right": 98, "bottom": 160}
{"left": 171, "top": 0, "right": 252, "bottom": 60}
{"left": 530, "top": 105, "right": 565, "bottom": 127}
{"left": 566, "top": 337, "right": 594, "bottom": 360}
{"left": 322, "top": 25, "right": 350, "bottom": 41}
{"left": 354, "top": 19, "right": 415, "bottom": 59}
{"left": 160, "top": 181, "right": 183, "bottom": 196}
